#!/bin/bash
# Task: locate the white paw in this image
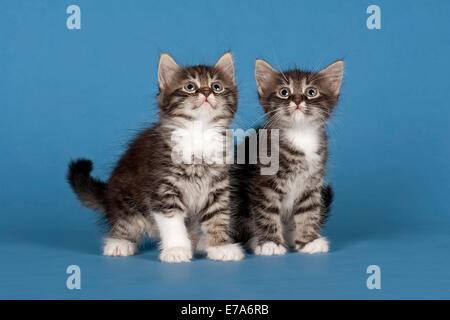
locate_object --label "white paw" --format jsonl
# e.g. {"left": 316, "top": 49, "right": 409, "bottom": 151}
{"left": 103, "top": 238, "right": 137, "bottom": 256}
{"left": 254, "top": 241, "right": 287, "bottom": 256}
{"left": 298, "top": 237, "right": 329, "bottom": 254}
{"left": 206, "top": 243, "right": 244, "bottom": 261}
{"left": 159, "top": 247, "right": 193, "bottom": 263}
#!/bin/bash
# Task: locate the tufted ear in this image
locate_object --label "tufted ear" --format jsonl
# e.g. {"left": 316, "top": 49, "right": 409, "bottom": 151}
{"left": 215, "top": 52, "right": 235, "bottom": 84}
{"left": 255, "top": 59, "right": 279, "bottom": 96}
{"left": 318, "top": 60, "right": 344, "bottom": 95}
{"left": 158, "top": 53, "right": 181, "bottom": 90}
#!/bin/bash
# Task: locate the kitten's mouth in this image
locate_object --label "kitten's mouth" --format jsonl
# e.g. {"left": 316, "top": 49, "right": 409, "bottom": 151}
{"left": 200, "top": 101, "right": 213, "bottom": 108}
{"left": 293, "top": 107, "right": 303, "bottom": 114}
{"left": 192, "top": 100, "right": 213, "bottom": 110}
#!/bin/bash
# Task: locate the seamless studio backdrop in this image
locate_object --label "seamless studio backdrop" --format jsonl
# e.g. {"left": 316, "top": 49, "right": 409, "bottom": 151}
{"left": 1, "top": 0, "right": 449, "bottom": 299}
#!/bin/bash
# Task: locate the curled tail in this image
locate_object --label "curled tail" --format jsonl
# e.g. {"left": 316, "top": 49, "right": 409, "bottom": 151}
{"left": 67, "top": 159, "right": 107, "bottom": 211}
{"left": 320, "top": 184, "right": 334, "bottom": 225}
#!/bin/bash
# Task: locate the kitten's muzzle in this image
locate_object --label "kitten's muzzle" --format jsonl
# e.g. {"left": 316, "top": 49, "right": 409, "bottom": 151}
{"left": 290, "top": 100, "right": 304, "bottom": 114}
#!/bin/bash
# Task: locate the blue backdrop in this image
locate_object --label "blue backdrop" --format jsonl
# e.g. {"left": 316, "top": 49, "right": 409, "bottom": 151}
{"left": 1, "top": 0, "right": 449, "bottom": 299}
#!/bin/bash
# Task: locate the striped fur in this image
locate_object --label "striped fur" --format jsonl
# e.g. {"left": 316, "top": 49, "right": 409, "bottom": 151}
{"left": 232, "top": 59, "right": 343, "bottom": 255}
{"left": 67, "top": 53, "right": 244, "bottom": 262}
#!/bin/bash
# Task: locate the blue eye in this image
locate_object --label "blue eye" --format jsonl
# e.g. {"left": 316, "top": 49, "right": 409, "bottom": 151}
{"left": 184, "top": 82, "right": 196, "bottom": 92}
{"left": 279, "top": 88, "right": 290, "bottom": 98}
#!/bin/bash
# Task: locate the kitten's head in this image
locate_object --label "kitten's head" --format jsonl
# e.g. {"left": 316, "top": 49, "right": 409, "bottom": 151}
{"left": 255, "top": 59, "right": 343, "bottom": 128}
{"left": 157, "top": 52, "right": 238, "bottom": 124}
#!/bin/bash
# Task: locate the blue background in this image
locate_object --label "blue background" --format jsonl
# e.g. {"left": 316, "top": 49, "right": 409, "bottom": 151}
{"left": 1, "top": 0, "right": 449, "bottom": 299}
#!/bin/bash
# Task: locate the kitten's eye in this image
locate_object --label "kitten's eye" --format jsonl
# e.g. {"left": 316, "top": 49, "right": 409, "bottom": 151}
{"left": 279, "top": 88, "right": 290, "bottom": 98}
{"left": 211, "top": 82, "right": 223, "bottom": 93}
{"left": 306, "top": 87, "right": 318, "bottom": 98}
{"left": 184, "top": 82, "right": 197, "bottom": 92}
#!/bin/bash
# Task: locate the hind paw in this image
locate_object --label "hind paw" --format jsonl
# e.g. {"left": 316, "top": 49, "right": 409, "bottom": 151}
{"left": 297, "top": 237, "right": 329, "bottom": 254}
{"left": 254, "top": 241, "right": 287, "bottom": 255}
{"left": 206, "top": 243, "right": 244, "bottom": 261}
{"left": 103, "top": 238, "right": 137, "bottom": 256}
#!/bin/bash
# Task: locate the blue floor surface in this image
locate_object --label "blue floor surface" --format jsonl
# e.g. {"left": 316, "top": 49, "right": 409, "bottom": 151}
{"left": 1, "top": 204, "right": 449, "bottom": 299}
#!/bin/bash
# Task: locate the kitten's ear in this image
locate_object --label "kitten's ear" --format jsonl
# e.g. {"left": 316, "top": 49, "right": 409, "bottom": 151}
{"left": 215, "top": 52, "right": 235, "bottom": 84}
{"left": 255, "top": 59, "right": 279, "bottom": 96}
{"left": 318, "top": 60, "right": 344, "bottom": 96}
{"left": 158, "top": 53, "right": 181, "bottom": 90}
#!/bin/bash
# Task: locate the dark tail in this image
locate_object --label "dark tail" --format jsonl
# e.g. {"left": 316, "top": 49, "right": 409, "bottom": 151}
{"left": 67, "top": 159, "right": 107, "bottom": 211}
{"left": 320, "top": 184, "right": 334, "bottom": 225}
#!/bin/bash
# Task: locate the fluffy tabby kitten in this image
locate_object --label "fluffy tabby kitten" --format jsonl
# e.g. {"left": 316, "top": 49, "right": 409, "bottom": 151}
{"left": 233, "top": 59, "right": 343, "bottom": 255}
{"left": 68, "top": 53, "right": 244, "bottom": 263}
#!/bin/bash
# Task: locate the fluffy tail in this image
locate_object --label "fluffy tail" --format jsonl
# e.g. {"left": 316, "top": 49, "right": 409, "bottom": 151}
{"left": 67, "top": 159, "right": 107, "bottom": 211}
{"left": 320, "top": 184, "right": 334, "bottom": 225}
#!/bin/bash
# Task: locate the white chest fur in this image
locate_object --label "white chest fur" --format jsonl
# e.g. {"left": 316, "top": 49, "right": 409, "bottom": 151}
{"left": 283, "top": 125, "right": 321, "bottom": 163}
{"left": 280, "top": 125, "right": 322, "bottom": 214}
{"left": 170, "top": 120, "right": 226, "bottom": 165}
{"left": 168, "top": 119, "right": 226, "bottom": 213}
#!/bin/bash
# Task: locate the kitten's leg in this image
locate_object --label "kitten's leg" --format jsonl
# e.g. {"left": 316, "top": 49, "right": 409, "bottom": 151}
{"left": 199, "top": 188, "right": 244, "bottom": 261}
{"left": 281, "top": 215, "right": 296, "bottom": 248}
{"left": 293, "top": 189, "right": 329, "bottom": 254}
{"left": 154, "top": 212, "right": 193, "bottom": 263}
{"left": 103, "top": 215, "right": 148, "bottom": 256}
{"left": 185, "top": 217, "right": 202, "bottom": 252}
{"left": 251, "top": 189, "right": 287, "bottom": 256}
{"left": 195, "top": 233, "right": 207, "bottom": 252}
{"left": 152, "top": 177, "right": 193, "bottom": 263}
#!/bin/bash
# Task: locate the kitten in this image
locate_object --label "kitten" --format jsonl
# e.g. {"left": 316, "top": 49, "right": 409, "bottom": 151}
{"left": 233, "top": 59, "right": 343, "bottom": 255}
{"left": 67, "top": 53, "right": 244, "bottom": 263}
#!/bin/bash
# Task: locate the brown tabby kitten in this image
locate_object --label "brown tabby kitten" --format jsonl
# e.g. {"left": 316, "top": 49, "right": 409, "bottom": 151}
{"left": 235, "top": 59, "right": 343, "bottom": 255}
{"left": 68, "top": 53, "right": 244, "bottom": 263}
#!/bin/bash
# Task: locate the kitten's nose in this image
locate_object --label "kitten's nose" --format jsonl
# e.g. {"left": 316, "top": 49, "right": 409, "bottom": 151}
{"left": 199, "top": 87, "right": 212, "bottom": 98}
{"left": 293, "top": 96, "right": 302, "bottom": 106}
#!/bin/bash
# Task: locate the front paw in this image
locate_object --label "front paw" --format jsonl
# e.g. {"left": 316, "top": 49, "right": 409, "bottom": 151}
{"left": 206, "top": 243, "right": 244, "bottom": 261}
{"left": 159, "top": 247, "right": 193, "bottom": 263}
{"left": 254, "top": 241, "right": 287, "bottom": 256}
{"left": 297, "top": 237, "right": 329, "bottom": 254}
